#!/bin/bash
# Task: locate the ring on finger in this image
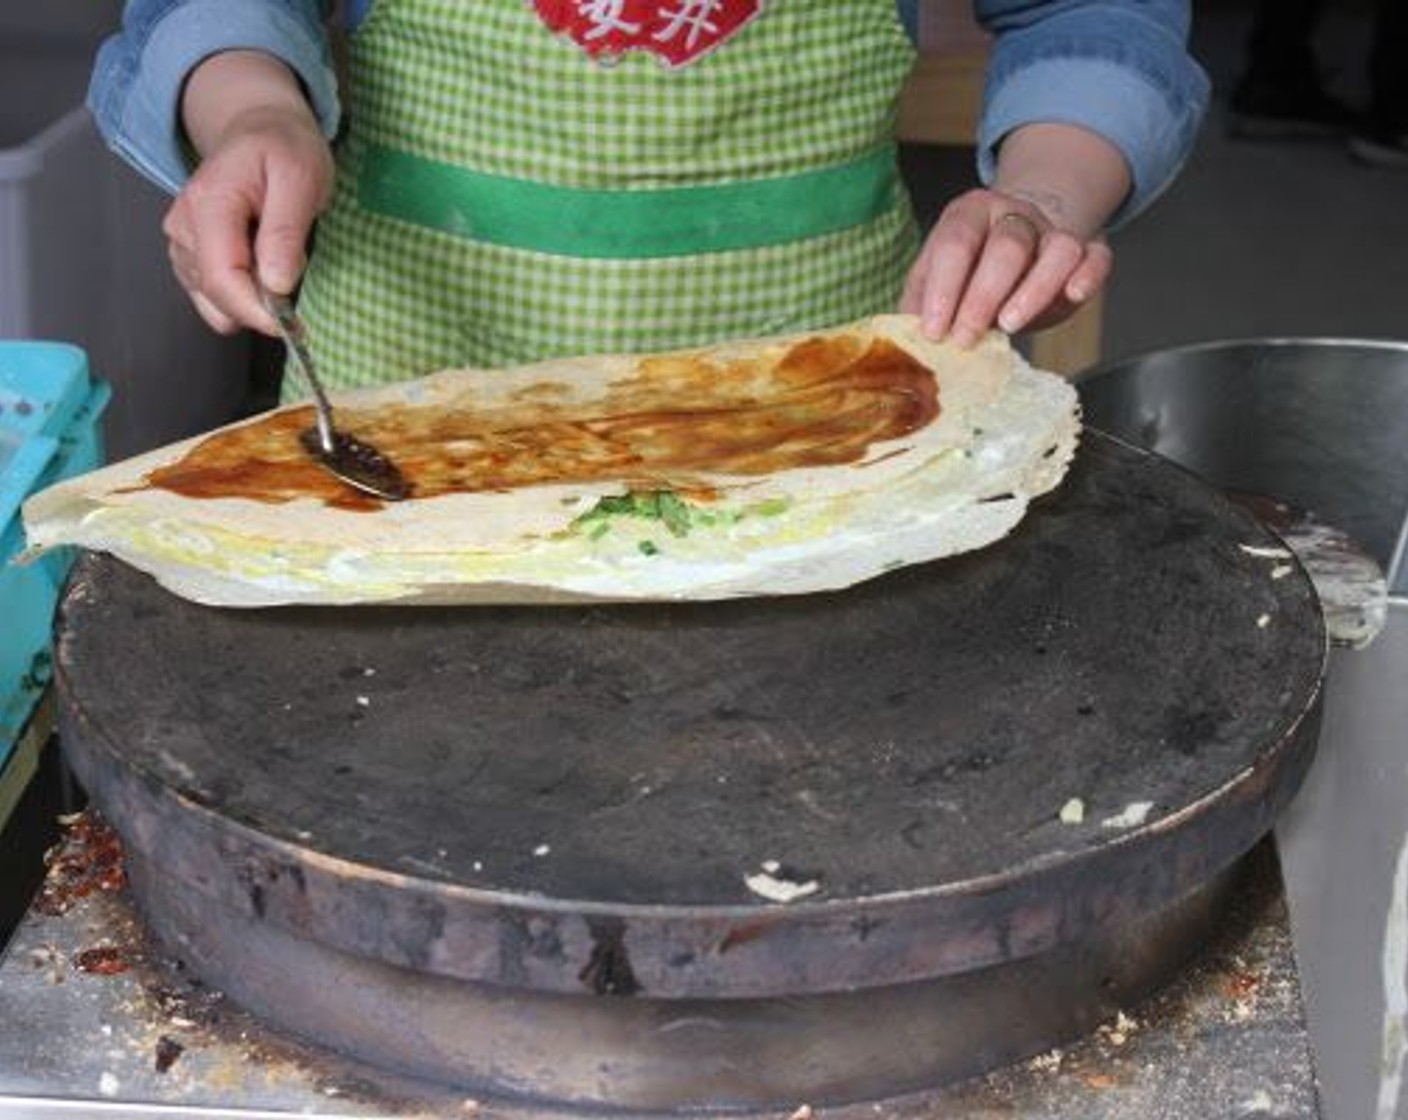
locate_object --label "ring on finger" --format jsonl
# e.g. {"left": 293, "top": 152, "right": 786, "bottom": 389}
{"left": 996, "top": 211, "right": 1043, "bottom": 243}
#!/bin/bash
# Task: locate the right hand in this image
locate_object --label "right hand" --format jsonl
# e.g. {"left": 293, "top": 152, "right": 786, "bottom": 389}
{"left": 163, "top": 53, "right": 335, "bottom": 335}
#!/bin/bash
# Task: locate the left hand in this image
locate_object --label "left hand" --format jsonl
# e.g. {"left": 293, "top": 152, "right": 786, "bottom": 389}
{"left": 899, "top": 187, "right": 1113, "bottom": 347}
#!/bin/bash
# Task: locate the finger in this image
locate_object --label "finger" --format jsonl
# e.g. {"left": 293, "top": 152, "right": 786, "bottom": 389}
{"left": 168, "top": 240, "right": 202, "bottom": 297}
{"left": 253, "top": 158, "right": 324, "bottom": 296}
{"left": 996, "top": 231, "right": 1083, "bottom": 334}
{"left": 899, "top": 238, "right": 935, "bottom": 317}
{"left": 949, "top": 215, "right": 1043, "bottom": 347}
{"left": 1064, "top": 241, "right": 1114, "bottom": 304}
{"left": 186, "top": 179, "right": 267, "bottom": 332}
{"left": 917, "top": 208, "right": 987, "bottom": 341}
{"left": 190, "top": 289, "right": 240, "bottom": 335}
{"left": 166, "top": 203, "right": 224, "bottom": 326}
{"left": 161, "top": 197, "right": 194, "bottom": 255}
{"left": 162, "top": 200, "right": 201, "bottom": 286}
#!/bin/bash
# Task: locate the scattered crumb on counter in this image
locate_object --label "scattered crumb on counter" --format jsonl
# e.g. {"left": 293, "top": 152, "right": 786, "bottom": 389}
{"left": 74, "top": 944, "right": 130, "bottom": 976}
{"left": 1257, "top": 614, "right": 1272, "bottom": 629}
{"left": 1059, "top": 798, "right": 1086, "bottom": 825}
{"left": 154, "top": 1034, "right": 184, "bottom": 1074}
{"left": 1097, "top": 1010, "right": 1140, "bottom": 1048}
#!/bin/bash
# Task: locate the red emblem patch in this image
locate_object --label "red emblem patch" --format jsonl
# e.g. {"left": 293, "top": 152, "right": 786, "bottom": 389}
{"left": 533, "top": 0, "right": 763, "bottom": 68}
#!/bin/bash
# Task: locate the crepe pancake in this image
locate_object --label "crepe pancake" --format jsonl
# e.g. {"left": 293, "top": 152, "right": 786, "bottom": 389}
{"left": 21, "top": 315, "right": 1079, "bottom": 607}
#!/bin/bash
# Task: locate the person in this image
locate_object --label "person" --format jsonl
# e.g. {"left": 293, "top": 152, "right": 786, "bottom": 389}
{"left": 88, "top": 1, "right": 1209, "bottom": 396}
{"left": 1230, "top": 0, "right": 1408, "bottom": 164}
{"left": 1228, "top": 0, "right": 1359, "bottom": 138}
{"left": 1353, "top": 0, "right": 1408, "bottom": 164}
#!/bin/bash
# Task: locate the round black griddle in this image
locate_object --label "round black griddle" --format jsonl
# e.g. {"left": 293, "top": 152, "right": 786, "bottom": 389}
{"left": 55, "top": 432, "right": 1327, "bottom": 1112}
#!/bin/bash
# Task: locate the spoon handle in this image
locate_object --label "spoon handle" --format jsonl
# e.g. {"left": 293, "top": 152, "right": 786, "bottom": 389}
{"left": 258, "top": 286, "right": 337, "bottom": 455}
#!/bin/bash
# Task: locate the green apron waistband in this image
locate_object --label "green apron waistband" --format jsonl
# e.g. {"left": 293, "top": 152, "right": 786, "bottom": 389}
{"left": 357, "top": 143, "right": 899, "bottom": 259}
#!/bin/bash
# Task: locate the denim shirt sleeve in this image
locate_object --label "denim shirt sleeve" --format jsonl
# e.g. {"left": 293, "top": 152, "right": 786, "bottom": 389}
{"left": 973, "top": 0, "right": 1210, "bottom": 226}
{"left": 88, "top": 0, "right": 341, "bottom": 194}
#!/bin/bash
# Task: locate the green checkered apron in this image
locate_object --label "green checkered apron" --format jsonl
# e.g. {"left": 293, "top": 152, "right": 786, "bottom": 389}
{"left": 294, "top": 0, "right": 920, "bottom": 394}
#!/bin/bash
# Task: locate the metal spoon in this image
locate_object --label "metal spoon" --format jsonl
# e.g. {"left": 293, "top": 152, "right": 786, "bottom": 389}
{"left": 259, "top": 286, "right": 410, "bottom": 502}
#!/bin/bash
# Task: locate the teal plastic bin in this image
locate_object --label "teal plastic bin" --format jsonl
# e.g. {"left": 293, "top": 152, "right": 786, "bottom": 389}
{"left": 0, "top": 341, "right": 110, "bottom": 768}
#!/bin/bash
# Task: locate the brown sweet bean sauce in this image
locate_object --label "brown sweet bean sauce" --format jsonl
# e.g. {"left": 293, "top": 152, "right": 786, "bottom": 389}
{"left": 143, "top": 336, "right": 939, "bottom": 511}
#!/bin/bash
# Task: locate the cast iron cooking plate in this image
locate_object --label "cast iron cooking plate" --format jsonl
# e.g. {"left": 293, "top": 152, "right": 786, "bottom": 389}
{"left": 53, "top": 432, "right": 1326, "bottom": 1109}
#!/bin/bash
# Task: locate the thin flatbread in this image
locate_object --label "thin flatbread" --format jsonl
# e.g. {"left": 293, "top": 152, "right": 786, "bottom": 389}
{"left": 21, "top": 315, "right": 1079, "bottom": 607}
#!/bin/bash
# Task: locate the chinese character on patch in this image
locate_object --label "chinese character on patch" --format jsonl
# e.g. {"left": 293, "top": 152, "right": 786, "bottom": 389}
{"left": 577, "top": 0, "right": 642, "bottom": 40}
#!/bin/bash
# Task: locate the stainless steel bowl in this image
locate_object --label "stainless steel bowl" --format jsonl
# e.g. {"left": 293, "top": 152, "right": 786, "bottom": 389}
{"left": 1080, "top": 338, "right": 1408, "bottom": 1120}
{"left": 1076, "top": 339, "right": 1408, "bottom": 594}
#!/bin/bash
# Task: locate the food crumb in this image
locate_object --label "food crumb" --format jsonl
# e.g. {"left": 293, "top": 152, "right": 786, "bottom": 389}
{"left": 1029, "top": 1048, "right": 1064, "bottom": 1073}
{"left": 74, "top": 945, "right": 130, "bottom": 976}
{"left": 1099, "top": 1010, "right": 1140, "bottom": 1047}
{"left": 26, "top": 944, "right": 64, "bottom": 983}
{"left": 1059, "top": 798, "right": 1086, "bottom": 825}
{"left": 98, "top": 1072, "right": 120, "bottom": 1097}
{"left": 789, "top": 1106, "right": 815, "bottom": 1120}
{"left": 744, "top": 863, "right": 820, "bottom": 903}
{"left": 1101, "top": 801, "right": 1154, "bottom": 830}
{"left": 533, "top": 844, "right": 551, "bottom": 858}
{"left": 1270, "top": 564, "right": 1293, "bottom": 580}
{"left": 1239, "top": 544, "right": 1292, "bottom": 559}
{"left": 1257, "top": 614, "right": 1272, "bottom": 629}
{"left": 1223, "top": 970, "right": 1262, "bottom": 1000}
{"left": 355, "top": 695, "right": 370, "bottom": 707}
{"left": 154, "top": 1035, "right": 184, "bottom": 1074}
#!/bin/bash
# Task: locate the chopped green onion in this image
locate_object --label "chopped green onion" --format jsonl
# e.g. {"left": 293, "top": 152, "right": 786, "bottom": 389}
{"left": 573, "top": 488, "right": 771, "bottom": 542}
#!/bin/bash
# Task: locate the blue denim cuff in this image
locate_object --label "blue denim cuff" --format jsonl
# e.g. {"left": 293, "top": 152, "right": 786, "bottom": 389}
{"left": 88, "top": 0, "right": 339, "bottom": 194}
{"left": 978, "top": 57, "right": 1205, "bottom": 228}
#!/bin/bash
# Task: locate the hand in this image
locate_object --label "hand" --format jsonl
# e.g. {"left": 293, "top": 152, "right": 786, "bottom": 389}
{"left": 899, "top": 187, "right": 1112, "bottom": 348}
{"left": 163, "top": 52, "right": 335, "bottom": 335}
